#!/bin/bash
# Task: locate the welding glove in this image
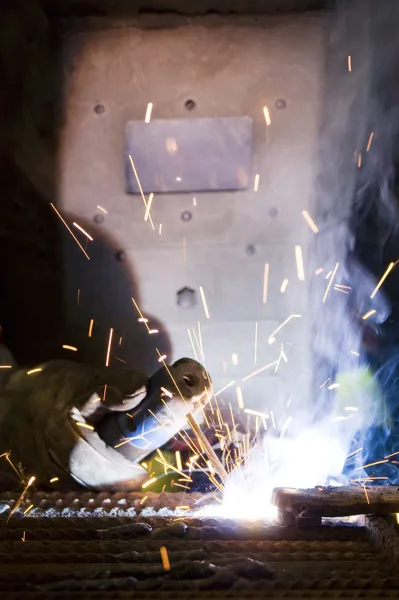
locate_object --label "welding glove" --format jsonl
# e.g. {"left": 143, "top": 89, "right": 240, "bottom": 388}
{"left": 0, "top": 359, "right": 150, "bottom": 491}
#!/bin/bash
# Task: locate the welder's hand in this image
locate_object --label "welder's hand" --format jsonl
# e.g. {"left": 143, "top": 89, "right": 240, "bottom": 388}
{"left": 0, "top": 360, "right": 150, "bottom": 491}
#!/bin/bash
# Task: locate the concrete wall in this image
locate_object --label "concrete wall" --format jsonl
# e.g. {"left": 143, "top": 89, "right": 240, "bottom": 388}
{"left": 58, "top": 13, "right": 326, "bottom": 421}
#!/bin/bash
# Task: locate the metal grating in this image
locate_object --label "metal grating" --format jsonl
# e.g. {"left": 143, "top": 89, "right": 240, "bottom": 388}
{"left": 0, "top": 492, "right": 399, "bottom": 597}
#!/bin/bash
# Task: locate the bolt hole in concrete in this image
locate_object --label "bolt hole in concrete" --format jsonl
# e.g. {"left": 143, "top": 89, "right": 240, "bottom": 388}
{"left": 181, "top": 210, "right": 192, "bottom": 222}
{"left": 93, "top": 213, "right": 105, "bottom": 224}
{"left": 184, "top": 99, "right": 196, "bottom": 111}
{"left": 275, "top": 98, "right": 287, "bottom": 109}
{"left": 268, "top": 207, "right": 278, "bottom": 217}
{"left": 246, "top": 244, "right": 256, "bottom": 256}
{"left": 94, "top": 104, "right": 105, "bottom": 115}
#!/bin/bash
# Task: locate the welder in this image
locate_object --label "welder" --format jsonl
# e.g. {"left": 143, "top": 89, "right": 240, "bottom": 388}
{"left": 0, "top": 345, "right": 212, "bottom": 491}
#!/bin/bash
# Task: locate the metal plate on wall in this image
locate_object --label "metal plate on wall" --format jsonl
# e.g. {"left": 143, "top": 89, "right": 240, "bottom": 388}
{"left": 125, "top": 117, "right": 253, "bottom": 194}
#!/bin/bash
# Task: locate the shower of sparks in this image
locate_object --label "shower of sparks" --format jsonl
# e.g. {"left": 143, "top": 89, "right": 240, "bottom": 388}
{"left": 262, "top": 263, "right": 270, "bottom": 303}
{"left": 370, "top": 262, "right": 395, "bottom": 298}
{"left": 145, "top": 102, "right": 153, "bottom": 123}
{"left": 301, "top": 210, "right": 319, "bottom": 233}
{"left": 348, "top": 55, "right": 352, "bottom": 71}
{"left": 97, "top": 205, "right": 107, "bottom": 213}
{"left": 322, "top": 262, "right": 339, "bottom": 303}
{"left": 62, "top": 345, "right": 78, "bottom": 352}
{"left": 366, "top": 132, "right": 374, "bottom": 151}
{"left": 295, "top": 246, "right": 305, "bottom": 281}
{"left": 105, "top": 328, "right": 114, "bottom": 366}
{"left": 232, "top": 353, "right": 238, "bottom": 366}
{"left": 160, "top": 546, "right": 171, "bottom": 571}
{"left": 142, "top": 477, "right": 157, "bottom": 489}
{"left": 236, "top": 386, "right": 244, "bottom": 409}
{"left": 144, "top": 193, "right": 154, "bottom": 221}
{"left": 280, "top": 278, "right": 289, "bottom": 293}
{"left": 362, "top": 309, "right": 376, "bottom": 320}
{"left": 254, "top": 173, "right": 260, "bottom": 191}
{"left": 27, "top": 368, "right": 42, "bottom": 375}
{"left": 76, "top": 422, "right": 95, "bottom": 430}
{"left": 254, "top": 322, "right": 258, "bottom": 365}
{"left": 263, "top": 106, "right": 271, "bottom": 126}
{"left": 49, "top": 477, "right": 59, "bottom": 483}
{"left": 268, "top": 314, "right": 302, "bottom": 342}
{"left": 73, "top": 222, "right": 93, "bottom": 241}
{"left": 88, "top": 319, "right": 94, "bottom": 337}
{"left": 50, "top": 203, "right": 90, "bottom": 260}
{"left": 199, "top": 286, "right": 210, "bottom": 319}
{"left": 128, "top": 155, "right": 155, "bottom": 230}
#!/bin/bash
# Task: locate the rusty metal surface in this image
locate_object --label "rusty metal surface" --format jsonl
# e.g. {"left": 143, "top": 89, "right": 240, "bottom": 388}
{"left": 273, "top": 486, "right": 399, "bottom": 525}
{"left": 1, "top": 492, "right": 399, "bottom": 598}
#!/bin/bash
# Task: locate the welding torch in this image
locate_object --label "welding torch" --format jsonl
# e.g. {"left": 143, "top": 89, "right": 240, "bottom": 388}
{"left": 96, "top": 358, "right": 212, "bottom": 465}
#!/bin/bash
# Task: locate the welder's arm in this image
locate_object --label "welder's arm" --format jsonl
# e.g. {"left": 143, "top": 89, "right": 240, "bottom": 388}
{"left": 0, "top": 360, "right": 151, "bottom": 491}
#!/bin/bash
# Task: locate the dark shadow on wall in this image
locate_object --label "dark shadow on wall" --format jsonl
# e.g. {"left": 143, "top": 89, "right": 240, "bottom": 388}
{"left": 60, "top": 215, "right": 172, "bottom": 376}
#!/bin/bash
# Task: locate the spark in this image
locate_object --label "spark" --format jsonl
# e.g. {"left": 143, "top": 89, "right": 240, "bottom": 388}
{"left": 280, "top": 279, "right": 289, "bottom": 293}
{"left": 142, "top": 477, "right": 157, "bottom": 489}
{"left": 355, "top": 459, "right": 389, "bottom": 471}
{"left": 362, "top": 309, "right": 376, "bottom": 320}
{"left": 105, "top": 328, "right": 114, "bottom": 366}
{"left": 315, "top": 268, "right": 324, "bottom": 275}
{"left": 49, "top": 477, "right": 59, "bottom": 483}
{"left": 350, "top": 350, "right": 360, "bottom": 356}
{"left": 144, "top": 192, "right": 154, "bottom": 221}
{"left": 301, "top": 210, "right": 319, "bottom": 233}
{"left": 62, "top": 345, "right": 77, "bottom": 352}
{"left": 128, "top": 155, "right": 155, "bottom": 230}
{"left": 242, "top": 360, "right": 279, "bottom": 382}
{"left": 334, "top": 286, "right": 349, "bottom": 294}
{"left": 76, "top": 422, "right": 95, "bottom": 430}
{"left": 161, "top": 387, "right": 173, "bottom": 398}
{"left": 159, "top": 224, "right": 163, "bottom": 234}
{"left": 262, "top": 263, "right": 270, "bottom": 303}
{"left": 0, "top": 365, "right": 12, "bottom": 369}
{"left": 270, "top": 411, "right": 276, "bottom": 429}
{"left": 295, "top": 246, "right": 305, "bottom": 281}
{"left": 363, "top": 485, "right": 370, "bottom": 504}
{"left": 199, "top": 286, "right": 210, "bottom": 319}
{"left": 158, "top": 354, "right": 167, "bottom": 362}
{"left": 21, "top": 531, "right": 26, "bottom": 542}
{"left": 384, "top": 451, "right": 399, "bottom": 459}
{"left": 175, "top": 451, "right": 182, "bottom": 472}
{"left": 370, "top": 262, "right": 395, "bottom": 298}
{"left": 188, "top": 329, "right": 198, "bottom": 360}
{"left": 335, "top": 284, "right": 351, "bottom": 289}
{"left": 160, "top": 546, "right": 171, "bottom": 571}
{"left": 50, "top": 203, "right": 90, "bottom": 260}
{"left": 232, "top": 353, "right": 238, "bottom": 366}
{"left": 97, "top": 205, "right": 107, "bottom": 214}
{"left": 244, "top": 408, "right": 269, "bottom": 419}
{"left": 236, "top": 386, "right": 244, "bottom": 409}
{"left": 23, "top": 504, "right": 34, "bottom": 515}
{"left": 139, "top": 317, "right": 148, "bottom": 323}
{"left": 72, "top": 222, "right": 93, "bottom": 241}
{"left": 322, "top": 262, "right": 339, "bottom": 303}
{"left": 328, "top": 383, "right": 340, "bottom": 390}
{"left": 176, "top": 505, "right": 190, "bottom": 510}
{"left": 345, "top": 446, "right": 363, "bottom": 460}
{"left": 366, "top": 132, "right": 374, "bottom": 152}
{"left": 357, "top": 153, "right": 362, "bottom": 168}
{"left": 140, "top": 495, "right": 148, "bottom": 505}
{"left": 7, "top": 476, "right": 36, "bottom": 522}
{"left": 263, "top": 106, "right": 271, "bottom": 126}
{"left": 214, "top": 381, "right": 235, "bottom": 396}
{"left": 268, "top": 314, "right": 301, "bottom": 342}
{"left": 326, "top": 271, "right": 332, "bottom": 279}
{"left": 27, "top": 368, "right": 42, "bottom": 375}
{"left": 197, "top": 322, "right": 205, "bottom": 360}
{"left": 193, "top": 197, "right": 197, "bottom": 206}
{"left": 345, "top": 406, "right": 358, "bottom": 411}
{"left": 348, "top": 55, "right": 352, "bottom": 72}
{"left": 281, "top": 416, "right": 292, "bottom": 437}
{"left": 88, "top": 319, "right": 94, "bottom": 337}
{"left": 145, "top": 102, "right": 153, "bottom": 123}
{"left": 254, "top": 173, "right": 260, "bottom": 191}
{"left": 254, "top": 322, "right": 258, "bottom": 365}
{"left": 149, "top": 329, "right": 159, "bottom": 334}
{"left": 155, "top": 456, "right": 191, "bottom": 482}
